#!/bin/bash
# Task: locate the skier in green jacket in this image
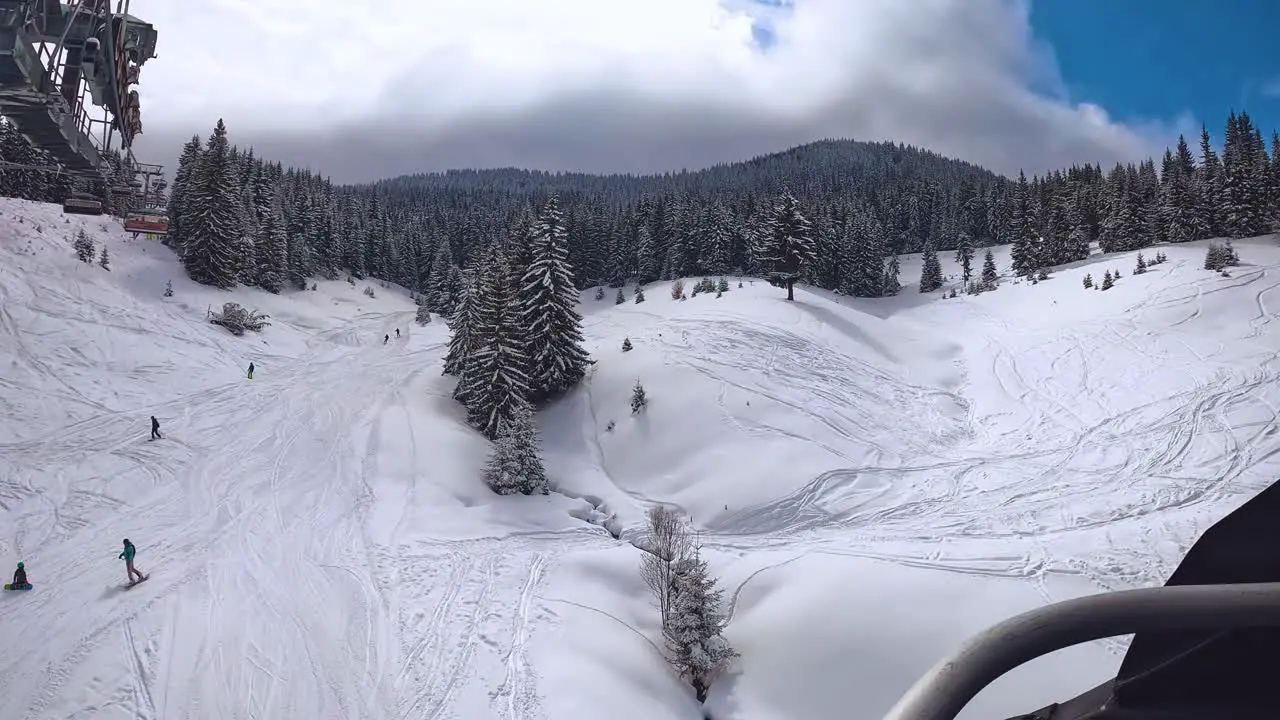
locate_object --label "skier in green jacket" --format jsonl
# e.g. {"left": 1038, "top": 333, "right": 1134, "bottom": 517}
{"left": 119, "top": 539, "right": 146, "bottom": 584}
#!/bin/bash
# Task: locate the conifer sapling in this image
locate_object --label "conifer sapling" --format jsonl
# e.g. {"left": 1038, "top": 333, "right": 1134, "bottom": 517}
{"left": 631, "top": 380, "right": 647, "bottom": 414}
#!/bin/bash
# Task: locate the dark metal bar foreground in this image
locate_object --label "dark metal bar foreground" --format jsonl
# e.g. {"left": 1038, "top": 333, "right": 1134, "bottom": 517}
{"left": 881, "top": 582, "right": 1280, "bottom": 720}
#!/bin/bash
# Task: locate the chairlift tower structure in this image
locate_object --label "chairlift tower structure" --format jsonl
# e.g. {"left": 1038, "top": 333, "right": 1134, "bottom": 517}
{"left": 0, "top": 0, "right": 161, "bottom": 215}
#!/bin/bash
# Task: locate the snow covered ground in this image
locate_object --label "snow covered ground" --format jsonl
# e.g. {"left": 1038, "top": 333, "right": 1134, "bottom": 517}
{"left": 1, "top": 195, "right": 1278, "bottom": 720}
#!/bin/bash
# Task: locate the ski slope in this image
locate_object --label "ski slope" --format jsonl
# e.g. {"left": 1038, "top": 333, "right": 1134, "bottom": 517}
{"left": 1, "top": 195, "right": 1278, "bottom": 720}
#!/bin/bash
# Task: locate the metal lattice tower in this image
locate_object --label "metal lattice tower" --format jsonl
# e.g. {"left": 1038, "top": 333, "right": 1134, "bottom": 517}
{"left": 0, "top": 0, "right": 158, "bottom": 181}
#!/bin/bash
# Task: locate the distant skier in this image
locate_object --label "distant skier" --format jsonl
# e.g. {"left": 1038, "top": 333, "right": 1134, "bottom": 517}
{"left": 395, "top": 328, "right": 400, "bottom": 338}
{"left": 11, "top": 562, "right": 27, "bottom": 587}
{"left": 384, "top": 334, "right": 389, "bottom": 344}
{"left": 150, "top": 415, "right": 161, "bottom": 440}
{"left": 119, "top": 539, "right": 146, "bottom": 585}
{"left": 247, "top": 362, "right": 254, "bottom": 380}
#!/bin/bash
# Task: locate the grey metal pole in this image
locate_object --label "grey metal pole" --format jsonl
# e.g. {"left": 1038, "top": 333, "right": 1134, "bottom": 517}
{"left": 882, "top": 582, "right": 1280, "bottom": 720}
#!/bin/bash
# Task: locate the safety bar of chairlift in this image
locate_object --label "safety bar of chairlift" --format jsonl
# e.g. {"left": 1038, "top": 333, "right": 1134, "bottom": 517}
{"left": 881, "top": 582, "right": 1280, "bottom": 720}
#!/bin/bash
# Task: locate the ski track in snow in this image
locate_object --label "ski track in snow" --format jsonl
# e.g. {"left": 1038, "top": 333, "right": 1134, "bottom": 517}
{"left": 3, "top": 200, "right": 1279, "bottom": 717}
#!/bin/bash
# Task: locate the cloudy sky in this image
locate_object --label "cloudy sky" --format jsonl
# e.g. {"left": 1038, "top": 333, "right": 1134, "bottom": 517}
{"left": 126, "top": 0, "right": 1273, "bottom": 184}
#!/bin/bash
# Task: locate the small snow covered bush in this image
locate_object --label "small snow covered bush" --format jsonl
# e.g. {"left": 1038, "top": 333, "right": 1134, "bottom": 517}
{"left": 631, "top": 380, "right": 647, "bottom": 413}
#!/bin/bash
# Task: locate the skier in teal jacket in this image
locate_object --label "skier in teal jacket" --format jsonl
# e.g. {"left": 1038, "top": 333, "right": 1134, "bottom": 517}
{"left": 119, "top": 539, "right": 145, "bottom": 584}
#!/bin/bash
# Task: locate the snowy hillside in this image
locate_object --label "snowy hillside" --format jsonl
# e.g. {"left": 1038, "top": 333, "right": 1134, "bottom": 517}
{"left": 2, "top": 195, "right": 1279, "bottom": 720}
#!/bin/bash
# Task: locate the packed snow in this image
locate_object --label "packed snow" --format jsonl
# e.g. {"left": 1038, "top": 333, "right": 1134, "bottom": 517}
{"left": 1, "top": 195, "right": 1278, "bottom": 720}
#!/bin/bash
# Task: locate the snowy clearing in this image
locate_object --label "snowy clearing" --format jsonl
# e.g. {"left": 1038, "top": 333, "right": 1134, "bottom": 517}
{"left": 2, "top": 196, "right": 1278, "bottom": 720}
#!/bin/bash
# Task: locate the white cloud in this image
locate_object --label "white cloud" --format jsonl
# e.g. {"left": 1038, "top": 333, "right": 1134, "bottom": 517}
{"left": 130, "top": 0, "right": 1188, "bottom": 182}
{"left": 1261, "top": 77, "right": 1280, "bottom": 98}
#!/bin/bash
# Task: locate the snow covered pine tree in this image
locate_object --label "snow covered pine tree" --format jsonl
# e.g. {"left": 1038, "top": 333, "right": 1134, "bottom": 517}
{"left": 664, "top": 550, "right": 738, "bottom": 703}
{"left": 519, "top": 197, "right": 592, "bottom": 401}
{"left": 481, "top": 400, "right": 549, "bottom": 495}
{"left": 181, "top": 119, "right": 243, "bottom": 288}
{"left": 756, "top": 192, "right": 816, "bottom": 301}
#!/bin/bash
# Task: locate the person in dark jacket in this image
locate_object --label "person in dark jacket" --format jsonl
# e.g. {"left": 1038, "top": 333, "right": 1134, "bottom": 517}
{"left": 150, "top": 416, "right": 161, "bottom": 440}
{"left": 247, "top": 362, "right": 255, "bottom": 380}
{"left": 395, "top": 328, "right": 400, "bottom": 338}
{"left": 383, "top": 333, "right": 389, "bottom": 344}
{"left": 12, "top": 562, "right": 27, "bottom": 587}
{"left": 120, "top": 539, "right": 145, "bottom": 584}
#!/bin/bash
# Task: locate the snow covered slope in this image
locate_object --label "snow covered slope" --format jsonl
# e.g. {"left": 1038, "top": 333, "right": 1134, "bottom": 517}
{"left": 2, "top": 195, "right": 1279, "bottom": 720}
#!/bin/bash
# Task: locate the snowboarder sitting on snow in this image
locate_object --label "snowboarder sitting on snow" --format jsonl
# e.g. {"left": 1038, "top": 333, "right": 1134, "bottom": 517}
{"left": 119, "top": 539, "right": 145, "bottom": 584}
{"left": 150, "top": 415, "right": 161, "bottom": 440}
{"left": 12, "top": 562, "right": 27, "bottom": 587}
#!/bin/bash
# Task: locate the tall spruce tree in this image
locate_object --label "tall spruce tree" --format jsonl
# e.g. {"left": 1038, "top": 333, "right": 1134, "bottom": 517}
{"left": 954, "top": 231, "right": 975, "bottom": 286}
{"left": 165, "top": 135, "right": 202, "bottom": 255}
{"left": 519, "top": 196, "right": 591, "bottom": 400}
{"left": 756, "top": 192, "right": 815, "bottom": 301}
{"left": 255, "top": 199, "right": 289, "bottom": 293}
{"left": 181, "top": 119, "right": 243, "bottom": 288}
{"left": 465, "top": 245, "right": 531, "bottom": 439}
{"left": 444, "top": 268, "right": 479, "bottom": 380}
{"left": 918, "top": 241, "right": 943, "bottom": 292}
{"left": 980, "top": 249, "right": 998, "bottom": 289}
{"left": 882, "top": 254, "right": 902, "bottom": 295}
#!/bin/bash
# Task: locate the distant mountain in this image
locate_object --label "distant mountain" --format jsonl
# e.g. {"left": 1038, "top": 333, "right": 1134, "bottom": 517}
{"left": 369, "top": 138, "right": 1008, "bottom": 228}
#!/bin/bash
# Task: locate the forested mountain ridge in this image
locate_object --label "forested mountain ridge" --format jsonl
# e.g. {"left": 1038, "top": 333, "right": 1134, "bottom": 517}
{"left": 372, "top": 138, "right": 1004, "bottom": 211}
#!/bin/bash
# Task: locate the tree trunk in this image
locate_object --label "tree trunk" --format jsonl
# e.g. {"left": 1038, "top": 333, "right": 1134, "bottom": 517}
{"left": 786, "top": 279, "right": 795, "bottom": 301}
{"left": 694, "top": 678, "right": 708, "bottom": 703}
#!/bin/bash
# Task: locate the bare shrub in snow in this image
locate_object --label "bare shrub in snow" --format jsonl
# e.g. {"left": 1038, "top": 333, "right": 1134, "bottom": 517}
{"left": 639, "top": 506, "right": 691, "bottom": 625}
{"left": 209, "top": 302, "right": 271, "bottom": 336}
{"left": 363, "top": 285, "right": 376, "bottom": 298}
{"left": 670, "top": 279, "right": 684, "bottom": 300}
{"left": 415, "top": 305, "right": 432, "bottom": 325}
{"left": 163, "top": 280, "right": 173, "bottom": 297}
